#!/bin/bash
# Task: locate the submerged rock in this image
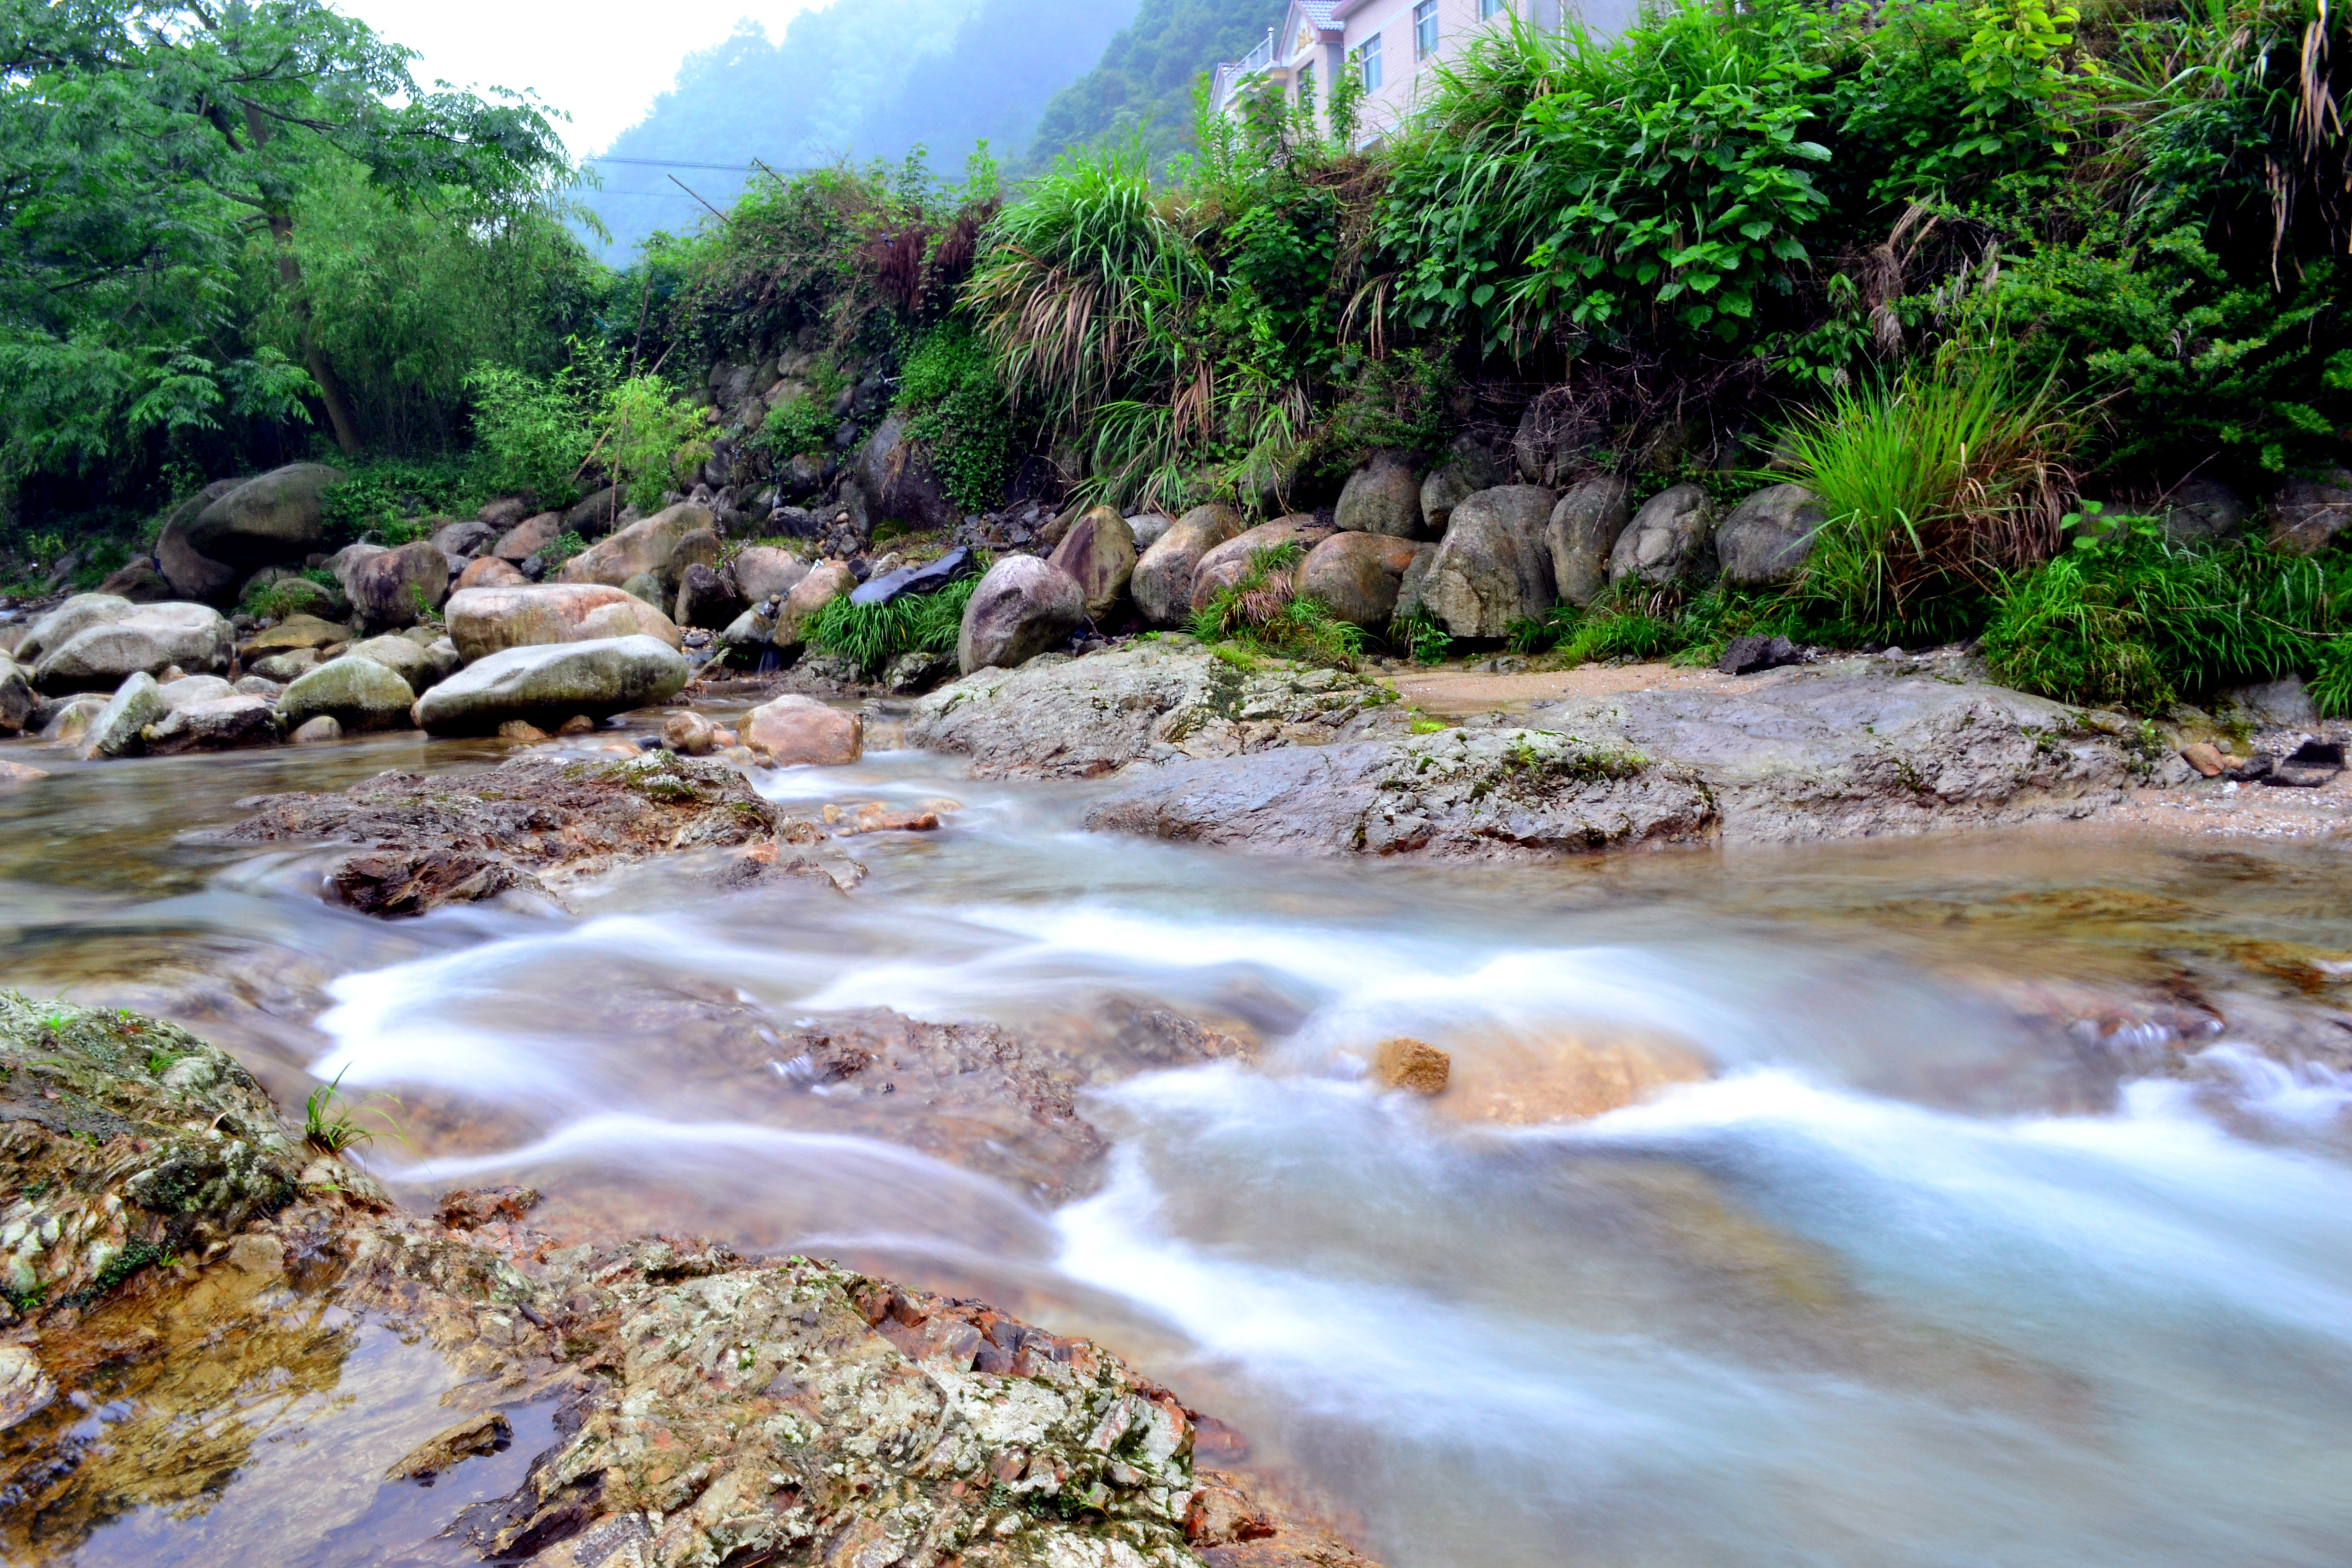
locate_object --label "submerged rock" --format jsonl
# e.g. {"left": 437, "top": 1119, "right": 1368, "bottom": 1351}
{"left": 202, "top": 750, "right": 827, "bottom": 916}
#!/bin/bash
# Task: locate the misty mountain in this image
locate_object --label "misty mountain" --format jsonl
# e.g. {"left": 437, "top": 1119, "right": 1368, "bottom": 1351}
{"left": 581, "top": 0, "right": 1136, "bottom": 258}
{"left": 1025, "top": 0, "right": 1285, "bottom": 166}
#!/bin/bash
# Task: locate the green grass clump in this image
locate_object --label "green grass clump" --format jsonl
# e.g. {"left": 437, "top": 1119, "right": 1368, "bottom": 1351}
{"left": 804, "top": 569, "right": 985, "bottom": 677}
{"left": 304, "top": 1069, "right": 377, "bottom": 1156}
{"left": 1779, "top": 349, "right": 2076, "bottom": 643}
{"left": 1190, "top": 543, "right": 1365, "bottom": 667}
{"left": 1981, "top": 515, "right": 2349, "bottom": 710}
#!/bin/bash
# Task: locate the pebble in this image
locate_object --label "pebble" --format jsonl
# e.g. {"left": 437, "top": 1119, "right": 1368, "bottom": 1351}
{"left": 1374, "top": 1037, "right": 1451, "bottom": 1095}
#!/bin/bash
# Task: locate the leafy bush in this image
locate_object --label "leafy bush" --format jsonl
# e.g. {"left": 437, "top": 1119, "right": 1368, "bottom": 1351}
{"left": 602, "top": 375, "right": 714, "bottom": 511}
{"left": 318, "top": 458, "right": 481, "bottom": 545}
{"left": 803, "top": 571, "right": 985, "bottom": 676}
{"left": 896, "top": 318, "right": 1019, "bottom": 512}
{"left": 1390, "top": 605, "right": 1454, "bottom": 665}
{"left": 466, "top": 357, "right": 604, "bottom": 504}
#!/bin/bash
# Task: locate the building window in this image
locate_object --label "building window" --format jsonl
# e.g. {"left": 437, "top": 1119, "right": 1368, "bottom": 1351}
{"left": 1480, "top": 0, "right": 1508, "bottom": 16}
{"left": 1356, "top": 33, "right": 1383, "bottom": 90}
{"left": 1415, "top": 0, "right": 1440, "bottom": 58}
{"left": 1298, "top": 60, "right": 1315, "bottom": 114}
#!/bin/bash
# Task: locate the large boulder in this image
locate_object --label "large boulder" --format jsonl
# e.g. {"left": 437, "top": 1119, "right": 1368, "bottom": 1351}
{"left": 431, "top": 519, "right": 498, "bottom": 559}
{"left": 495, "top": 511, "right": 564, "bottom": 563}
{"left": 1714, "top": 482, "right": 1823, "bottom": 588}
{"left": 1421, "top": 438, "right": 1512, "bottom": 535}
{"left": 240, "top": 615, "right": 351, "bottom": 657}
{"left": 1134, "top": 504, "right": 1244, "bottom": 627}
{"left": 446, "top": 583, "right": 683, "bottom": 663}
{"left": 842, "top": 412, "right": 962, "bottom": 535}
{"left": 1609, "top": 482, "right": 1717, "bottom": 589}
{"left": 95, "top": 557, "right": 175, "bottom": 603}
{"left": 154, "top": 480, "right": 244, "bottom": 604}
{"left": 413, "top": 634, "right": 691, "bottom": 733}
{"left": 1419, "top": 485, "right": 1558, "bottom": 638}
{"left": 777, "top": 561, "right": 854, "bottom": 648}
{"left": 346, "top": 541, "right": 451, "bottom": 631}
{"left": 142, "top": 694, "right": 277, "bottom": 754}
{"left": 456, "top": 555, "right": 528, "bottom": 592}
{"left": 2162, "top": 477, "right": 2247, "bottom": 548}
{"left": 732, "top": 546, "right": 810, "bottom": 605}
{"left": 342, "top": 633, "right": 459, "bottom": 694}
{"left": 675, "top": 562, "right": 747, "bottom": 631}
{"left": 184, "top": 462, "right": 342, "bottom": 566}
{"left": 1545, "top": 477, "right": 1635, "bottom": 608}
{"left": 743, "top": 693, "right": 864, "bottom": 766}
{"left": 1188, "top": 517, "right": 1336, "bottom": 614}
{"left": 2268, "top": 472, "right": 2352, "bottom": 555}
{"left": 1297, "top": 532, "right": 1429, "bottom": 627}
{"left": 1045, "top": 506, "right": 1138, "bottom": 621}
{"left": 156, "top": 674, "right": 236, "bottom": 710}
{"left": 1334, "top": 452, "right": 1424, "bottom": 538}
{"left": 558, "top": 502, "right": 716, "bottom": 591}
{"left": 22, "top": 597, "right": 234, "bottom": 693}
{"left": 0, "top": 658, "right": 32, "bottom": 734}
{"left": 277, "top": 657, "right": 416, "bottom": 733}
{"left": 1129, "top": 512, "right": 1176, "bottom": 552}
{"left": 80, "top": 672, "right": 170, "bottom": 759}
{"left": 564, "top": 486, "right": 626, "bottom": 538}
{"left": 958, "top": 556, "right": 1086, "bottom": 675}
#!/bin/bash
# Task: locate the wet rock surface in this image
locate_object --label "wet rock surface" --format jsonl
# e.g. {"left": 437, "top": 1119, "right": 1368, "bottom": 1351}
{"left": 198, "top": 750, "right": 844, "bottom": 916}
{"left": 1088, "top": 726, "right": 1716, "bottom": 859}
{"left": 909, "top": 645, "right": 1404, "bottom": 780}
{"left": 0, "top": 1003, "right": 1373, "bottom": 1568}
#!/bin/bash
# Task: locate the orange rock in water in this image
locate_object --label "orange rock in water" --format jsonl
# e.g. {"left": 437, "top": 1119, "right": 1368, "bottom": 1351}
{"left": 1435, "top": 1032, "right": 1709, "bottom": 1125}
{"left": 2180, "top": 741, "right": 2225, "bottom": 777}
{"left": 1374, "top": 1037, "right": 1451, "bottom": 1095}
{"left": 556, "top": 715, "right": 596, "bottom": 737}
{"left": 850, "top": 802, "right": 940, "bottom": 835}
{"left": 744, "top": 694, "right": 863, "bottom": 767}
{"left": 498, "top": 719, "right": 549, "bottom": 743}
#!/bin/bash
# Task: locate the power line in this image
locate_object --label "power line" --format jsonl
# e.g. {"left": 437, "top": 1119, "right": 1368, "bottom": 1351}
{"left": 582, "top": 156, "right": 804, "bottom": 173}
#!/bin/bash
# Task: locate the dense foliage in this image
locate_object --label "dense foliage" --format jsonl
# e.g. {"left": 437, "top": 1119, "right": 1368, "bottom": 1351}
{"left": 0, "top": 0, "right": 595, "bottom": 525}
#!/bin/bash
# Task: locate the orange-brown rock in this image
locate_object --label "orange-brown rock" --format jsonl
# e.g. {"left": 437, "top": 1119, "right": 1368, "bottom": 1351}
{"left": 1432, "top": 1032, "right": 1709, "bottom": 1124}
{"left": 1374, "top": 1037, "right": 1451, "bottom": 1095}
{"left": 454, "top": 555, "right": 528, "bottom": 592}
{"left": 445, "top": 583, "right": 682, "bottom": 661}
{"left": 744, "top": 693, "right": 864, "bottom": 766}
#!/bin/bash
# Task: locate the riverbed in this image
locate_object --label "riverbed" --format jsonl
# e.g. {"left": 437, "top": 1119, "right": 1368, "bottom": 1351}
{"left": 5, "top": 716, "right": 2352, "bottom": 1567}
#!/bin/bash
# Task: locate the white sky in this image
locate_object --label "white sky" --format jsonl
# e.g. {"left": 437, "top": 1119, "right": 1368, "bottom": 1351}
{"left": 337, "top": 0, "right": 829, "bottom": 155}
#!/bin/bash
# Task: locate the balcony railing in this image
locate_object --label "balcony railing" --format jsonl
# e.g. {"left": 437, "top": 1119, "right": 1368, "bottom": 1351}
{"left": 1212, "top": 29, "right": 1279, "bottom": 110}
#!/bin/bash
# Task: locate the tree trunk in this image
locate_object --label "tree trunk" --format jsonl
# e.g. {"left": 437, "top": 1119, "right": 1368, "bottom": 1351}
{"left": 266, "top": 212, "right": 362, "bottom": 457}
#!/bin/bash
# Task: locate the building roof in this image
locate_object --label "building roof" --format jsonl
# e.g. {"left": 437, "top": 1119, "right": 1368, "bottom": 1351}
{"left": 1287, "top": 2, "right": 1344, "bottom": 37}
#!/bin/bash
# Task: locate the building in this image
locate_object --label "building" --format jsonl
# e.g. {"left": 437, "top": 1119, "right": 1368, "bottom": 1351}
{"left": 1211, "top": 0, "right": 1637, "bottom": 143}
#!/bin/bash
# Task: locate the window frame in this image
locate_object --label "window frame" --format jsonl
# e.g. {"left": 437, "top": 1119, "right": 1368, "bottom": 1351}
{"left": 1480, "top": 0, "right": 1508, "bottom": 17}
{"left": 1356, "top": 31, "right": 1383, "bottom": 90}
{"left": 1414, "top": 0, "right": 1440, "bottom": 59}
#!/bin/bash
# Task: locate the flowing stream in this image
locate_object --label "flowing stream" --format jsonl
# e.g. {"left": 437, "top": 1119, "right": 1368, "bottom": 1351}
{"left": 6, "top": 714, "right": 2352, "bottom": 1566}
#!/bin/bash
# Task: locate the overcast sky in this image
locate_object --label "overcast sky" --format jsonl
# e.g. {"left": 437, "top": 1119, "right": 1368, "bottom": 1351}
{"left": 338, "top": 0, "right": 827, "bottom": 155}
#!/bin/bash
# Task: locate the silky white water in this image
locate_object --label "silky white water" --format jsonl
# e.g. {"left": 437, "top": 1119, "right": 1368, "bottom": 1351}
{"left": 5, "top": 730, "right": 2351, "bottom": 1565}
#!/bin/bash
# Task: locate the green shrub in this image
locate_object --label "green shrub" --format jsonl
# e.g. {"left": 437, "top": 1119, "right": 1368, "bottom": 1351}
{"left": 803, "top": 569, "right": 986, "bottom": 677}
{"left": 1390, "top": 606, "right": 1454, "bottom": 665}
{"left": 896, "top": 318, "right": 1019, "bottom": 513}
{"left": 320, "top": 458, "right": 480, "bottom": 545}
{"left": 603, "top": 375, "right": 715, "bottom": 511}
{"left": 465, "top": 359, "right": 600, "bottom": 504}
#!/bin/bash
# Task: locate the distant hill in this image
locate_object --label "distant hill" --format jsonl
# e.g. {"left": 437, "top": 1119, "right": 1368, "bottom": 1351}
{"left": 582, "top": 0, "right": 1137, "bottom": 259}
{"left": 1025, "top": 0, "right": 1287, "bottom": 167}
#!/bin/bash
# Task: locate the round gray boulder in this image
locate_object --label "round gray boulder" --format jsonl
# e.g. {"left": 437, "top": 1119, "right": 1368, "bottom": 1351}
{"left": 1297, "top": 532, "right": 1430, "bottom": 627}
{"left": 958, "top": 557, "right": 1087, "bottom": 675}
{"left": 278, "top": 656, "right": 418, "bottom": 733}
{"left": 1334, "top": 453, "right": 1424, "bottom": 539}
{"left": 346, "top": 541, "right": 451, "bottom": 632}
{"left": 1419, "top": 485, "right": 1558, "bottom": 638}
{"left": 1714, "top": 483, "right": 1824, "bottom": 588}
{"left": 23, "top": 598, "right": 234, "bottom": 693}
{"left": 412, "top": 634, "right": 690, "bottom": 733}
{"left": 1609, "top": 483, "right": 1717, "bottom": 590}
{"left": 2162, "top": 478, "right": 2246, "bottom": 548}
{"left": 185, "top": 463, "right": 342, "bottom": 567}
{"left": 81, "top": 673, "right": 171, "bottom": 759}
{"left": 1545, "top": 477, "right": 1635, "bottom": 608}
{"left": 1133, "top": 505, "right": 1244, "bottom": 627}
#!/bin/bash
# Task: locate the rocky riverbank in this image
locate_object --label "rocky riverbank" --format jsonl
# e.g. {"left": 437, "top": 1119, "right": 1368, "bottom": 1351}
{"left": 0, "top": 994, "right": 1373, "bottom": 1568}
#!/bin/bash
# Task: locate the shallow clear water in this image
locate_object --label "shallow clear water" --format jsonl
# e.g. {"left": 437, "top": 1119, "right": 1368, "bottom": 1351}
{"left": 7, "top": 721, "right": 2352, "bottom": 1567}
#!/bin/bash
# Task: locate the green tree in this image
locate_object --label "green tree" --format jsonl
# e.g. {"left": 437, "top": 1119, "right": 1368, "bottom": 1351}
{"left": 0, "top": 0, "right": 571, "bottom": 492}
